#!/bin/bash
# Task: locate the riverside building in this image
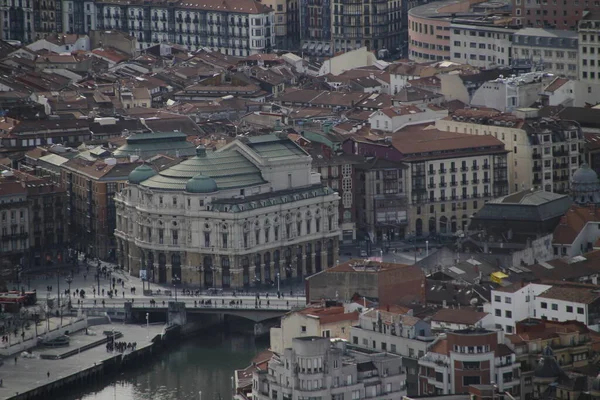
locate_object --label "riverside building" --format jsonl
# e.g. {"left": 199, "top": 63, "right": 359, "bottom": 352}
{"left": 114, "top": 134, "right": 341, "bottom": 288}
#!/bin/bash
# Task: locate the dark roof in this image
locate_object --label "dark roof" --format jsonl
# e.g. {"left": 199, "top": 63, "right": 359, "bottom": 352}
{"left": 472, "top": 190, "right": 572, "bottom": 222}
{"left": 431, "top": 308, "right": 489, "bottom": 325}
{"left": 539, "top": 106, "right": 600, "bottom": 129}
{"left": 534, "top": 352, "right": 564, "bottom": 379}
{"left": 527, "top": 250, "right": 600, "bottom": 281}
{"left": 357, "top": 361, "right": 377, "bottom": 372}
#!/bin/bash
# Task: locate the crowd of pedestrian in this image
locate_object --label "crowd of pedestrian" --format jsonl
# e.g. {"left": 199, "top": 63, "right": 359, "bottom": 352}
{"left": 106, "top": 340, "right": 137, "bottom": 353}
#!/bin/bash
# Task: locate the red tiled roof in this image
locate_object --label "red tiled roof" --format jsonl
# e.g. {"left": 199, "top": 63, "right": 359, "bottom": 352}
{"left": 298, "top": 306, "right": 358, "bottom": 324}
{"left": 543, "top": 77, "right": 570, "bottom": 93}
{"left": 553, "top": 205, "right": 600, "bottom": 245}
{"left": 431, "top": 308, "right": 489, "bottom": 325}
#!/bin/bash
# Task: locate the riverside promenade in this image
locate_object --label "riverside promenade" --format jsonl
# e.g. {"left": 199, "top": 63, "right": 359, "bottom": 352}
{"left": 0, "top": 323, "right": 164, "bottom": 400}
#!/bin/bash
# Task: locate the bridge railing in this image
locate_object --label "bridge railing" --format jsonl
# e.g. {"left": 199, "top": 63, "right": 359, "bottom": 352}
{"left": 77, "top": 301, "right": 299, "bottom": 311}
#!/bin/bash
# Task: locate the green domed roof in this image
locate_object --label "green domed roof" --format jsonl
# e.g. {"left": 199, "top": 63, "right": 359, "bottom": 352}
{"left": 128, "top": 164, "right": 156, "bottom": 184}
{"left": 185, "top": 174, "right": 217, "bottom": 193}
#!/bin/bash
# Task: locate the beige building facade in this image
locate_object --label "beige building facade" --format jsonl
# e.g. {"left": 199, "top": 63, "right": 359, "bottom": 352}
{"left": 115, "top": 135, "right": 341, "bottom": 289}
{"left": 270, "top": 306, "right": 358, "bottom": 354}
{"left": 436, "top": 108, "right": 584, "bottom": 194}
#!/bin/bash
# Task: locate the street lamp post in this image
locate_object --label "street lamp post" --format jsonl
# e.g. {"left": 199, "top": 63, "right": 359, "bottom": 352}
{"left": 426, "top": 240, "right": 429, "bottom": 257}
{"left": 146, "top": 313, "right": 149, "bottom": 339}
{"left": 56, "top": 271, "right": 62, "bottom": 325}
{"left": 66, "top": 275, "right": 73, "bottom": 309}
{"left": 96, "top": 265, "right": 101, "bottom": 297}
{"left": 172, "top": 275, "right": 180, "bottom": 302}
{"left": 276, "top": 273, "right": 280, "bottom": 294}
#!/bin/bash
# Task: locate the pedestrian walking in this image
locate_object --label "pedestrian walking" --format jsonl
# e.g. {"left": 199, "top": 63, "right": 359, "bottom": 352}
{"left": 14, "top": 356, "right": 17, "bottom": 364}
{"left": 47, "top": 371, "right": 50, "bottom": 379}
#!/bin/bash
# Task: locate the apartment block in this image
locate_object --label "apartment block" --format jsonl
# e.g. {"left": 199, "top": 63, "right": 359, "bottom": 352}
{"left": 355, "top": 158, "right": 408, "bottom": 245}
{"left": 254, "top": 336, "right": 406, "bottom": 400}
{"left": 488, "top": 282, "right": 552, "bottom": 333}
{"left": 511, "top": 28, "right": 578, "bottom": 79}
{"left": 450, "top": 23, "right": 516, "bottom": 69}
{"left": 350, "top": 307, "right": 435, "bottom": 395}
{"left": 418, "top": 328, "right": 519, "bottom": 396}
{"left": 344, "top": 128, "right": 509, "bottom": 237}
{"left": 506, "top": 319, "right": 593, "bottom": 400}
{"left": 435, "top": 108, "right": 584, "bottom": 194}
{"left": 511, "top": 0, "right": 596, "bottom": 30}
{"left": 270, "top": 305, "right": 359, "bottom": 355}
{"left": 578, "top": 17, "right": 600, "bottom": 84}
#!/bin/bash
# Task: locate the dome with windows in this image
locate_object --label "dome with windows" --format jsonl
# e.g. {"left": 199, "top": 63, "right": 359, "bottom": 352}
{"left": 570, "top": 163, "right": 600, "bottom": 204}
{"left": 185, "top": 174, "right": 217, "bottom": 193}
{"left": 128, "top": 164, "right": 156, "bottom": 184}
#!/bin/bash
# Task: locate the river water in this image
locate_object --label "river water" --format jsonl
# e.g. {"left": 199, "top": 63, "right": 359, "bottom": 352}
{"left": 68, "top": 331, "right": 267, "bottom": 400}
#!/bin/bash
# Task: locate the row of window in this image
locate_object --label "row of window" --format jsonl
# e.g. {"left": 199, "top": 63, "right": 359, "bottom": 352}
{"left": 540, "top": 302, "right": 585, "bottom": 314}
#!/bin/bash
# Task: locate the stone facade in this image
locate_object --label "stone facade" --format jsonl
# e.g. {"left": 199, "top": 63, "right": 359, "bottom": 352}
{"left": 114, "top": 135, "right": 341, "bottom": 289}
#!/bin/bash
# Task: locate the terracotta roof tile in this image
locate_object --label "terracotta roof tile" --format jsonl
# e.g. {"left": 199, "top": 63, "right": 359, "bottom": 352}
{"left": 538, "top": 285, "right": 600, "bottom": 304}
{"left": 543, "top": 77, "right": 570, "bottom": 93}
{"left": 431, "top": 308, "right": 489, "bottom": 325}
{"left": 553, "top": 205, "right": 600, "bottom": 245}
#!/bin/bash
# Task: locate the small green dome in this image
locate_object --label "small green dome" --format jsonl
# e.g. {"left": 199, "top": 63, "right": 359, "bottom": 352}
{"left": 128, "top": 164, "right": 156, "bottom": 184}
{"left": 185, "top": 174, "right": 217, "bottom": 193}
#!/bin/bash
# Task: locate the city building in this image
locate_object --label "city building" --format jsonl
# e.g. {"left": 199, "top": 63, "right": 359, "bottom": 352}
{"left": 435, "top": 108, "right": 584, "bottom": 194}
{"left": 430, "top": 308, "right": 493, "bottom": 332}
{"left": 506, "top": 319, "right": 594, "bottom": 400}
{"left": 112, "top": 131, "right": 197, "bottom": 160}
{"left": 343, "top": 127, "right": 509, "bottom": 236}
{"left": 350, "top": 306, "right": 435, "bottom": 395}
{"left": 0, "top": 171, "right": 30, "bottom": 273}
{"left": 418, "top": 328, "right": 520, "bottom": 396}
{"left": 408, "top": 0, "right": 511, "bottom": 62}
{"left": 309, "top": 146, "right": 361, "bottom": 245}
{"left": 0, "top": 167, "right": 68, "bottom": 274}
{"left": 115, "top": 134, "right": 341, "bottom": 288}
{"left": 355, "top": 158, "right": 408, "bottom": 246}
{"left": 449, "top": 22, "right": 516, "bottom": 69}
{"left": 331, "top": 0, "right": 403, "bottom": 58}
{"left": 306, "top": 259, "right": 426, "bottom": 306}
{"left": 469, "top": 72, "right": 555, "bottom": 113}
{"left": 61, "top": 157, "right": 138, "bottom": 260}
{"left": 552, "top": 204, "right": 600, "bottom": 258}
{"left": 510, "top": 0, "right": 595, "bottom": 30}
{"left": 253, "top": 336, "right": 407, "bottom": 400}
{"left": 369, "top": 105, "right": 448, "bottom": 133}
{"left": 0, "top": 0, "right": 34, "bottom": 43}
{"left": 488, "top": 283, "right": 552, "bottom": 333}
{"left": 511, "top": 28, "right": 578, "bottom": 79}
{"left": 467, "top": 189, "right": 571, "bottom": 267}
{"left": 270, "top": 305, "right": 359, "bottom": 354}
{"left": 92, "top": 0, "right": 275, "bottom": 55}
{"left": 535, "top": 284, "right": 600, "bottom": 330}
{"left": 578, "top": 17, "right": 600, "bottom": 84}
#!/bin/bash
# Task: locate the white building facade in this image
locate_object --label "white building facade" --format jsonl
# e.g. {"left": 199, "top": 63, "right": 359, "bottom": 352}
{"left": 487, "top": 283, "right": 551, "bottom": 333}
{"left": 449, "top": 23, "right": 515, "bottom": 69}
{"left": 114, "top": 134, "right": 341, "bottom": 289}
{"left": 95, "top": 0, "right": 275, "bottom": 55}
{"left": 254, "top": 336, "right": 407, "bottom": 400}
